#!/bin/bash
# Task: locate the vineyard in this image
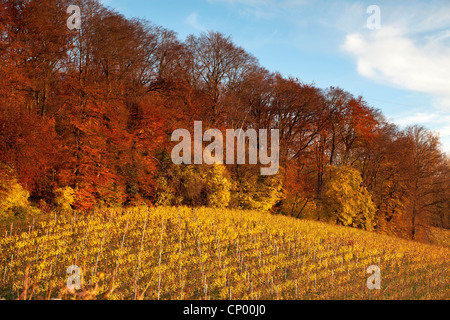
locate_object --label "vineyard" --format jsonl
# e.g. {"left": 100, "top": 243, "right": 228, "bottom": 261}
{"left": 0, "top": 207, "right": 448, "bottom": 300}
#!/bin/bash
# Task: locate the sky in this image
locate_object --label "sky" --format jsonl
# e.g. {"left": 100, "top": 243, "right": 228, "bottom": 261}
{"left": 100, "top": 0, "right": 450, "bottom": 154}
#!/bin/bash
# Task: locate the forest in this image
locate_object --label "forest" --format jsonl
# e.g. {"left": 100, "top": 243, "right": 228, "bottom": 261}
{"left": 1, "top": 0, "right": 449, "bottom": 243}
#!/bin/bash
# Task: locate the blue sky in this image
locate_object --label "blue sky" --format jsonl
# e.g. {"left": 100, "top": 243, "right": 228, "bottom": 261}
{"left": 100, "top": 0, "right": 450, "bottom": 154}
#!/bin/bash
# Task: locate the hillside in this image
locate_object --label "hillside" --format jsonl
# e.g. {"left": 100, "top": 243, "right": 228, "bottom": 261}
{"left": 1, "top": 0, "right": 449, "bottom": 241}
{"left": 0, "top": 207, "right": 448, "bottom": 300}
{"left": 427, "top": 227, "right": 450, "bottom": 248}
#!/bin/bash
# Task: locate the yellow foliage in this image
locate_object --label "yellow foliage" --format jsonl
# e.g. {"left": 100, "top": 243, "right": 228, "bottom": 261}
{"left": 0, "top": 165, "right": 30, "bottom": 218}
{"left": 206, "top": 164, "right": 231, "bottom": 208}
{"left": 155, "top": 176, "right": 181, "bottom": 207}
{"left": 231, "top": 173, "right": 283, "bottom": 212}
{"left": 0, "top": 206, "right": 448, "bottom": 300}
{"left": 54, "top": 187, "right": 75, "bottom": 212}
{"left": 320, "top": 166, "right": 376, "bottom": 231}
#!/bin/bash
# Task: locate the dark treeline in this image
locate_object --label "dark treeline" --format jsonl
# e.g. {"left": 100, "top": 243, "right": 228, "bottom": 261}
{"left": 0, "top": 0, "right": 448, "bottom": 241}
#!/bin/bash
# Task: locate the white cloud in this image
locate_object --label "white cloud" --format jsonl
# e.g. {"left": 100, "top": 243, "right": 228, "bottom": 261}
{"left": 393, "top": 112, "right": 450, "bottom": 128}
{"left": 341, "top": 3, "right": 450, "bottom": 109}
{"left": 343, "top": 27, "right": 450, "bottom": 105}
{"left": 342, "top": 2, "right": 450, "bottom": 153}
{"left": 186, "top": 12, "right": 207, "bottom": 31}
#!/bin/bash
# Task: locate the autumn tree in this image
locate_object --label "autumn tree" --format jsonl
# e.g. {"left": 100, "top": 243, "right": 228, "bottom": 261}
{"left": 430, "top": 156, "right": 450, "bottom": 229}
{"left": 0, "top": 0, "right": 71, "bottom": 115}
{"left": 320, "top": 166, "right": 376, "bottom": 231}
{"left": 399, "top": 126, "right": 444, "bottom": 240}
{"left": 186, "top": 31, "right": 257, "bottom": 124}
{"left": 0, "top": 0, "right": 448, "bottom": 235}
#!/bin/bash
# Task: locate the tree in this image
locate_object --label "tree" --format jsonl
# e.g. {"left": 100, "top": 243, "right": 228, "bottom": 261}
{"left": 186, "top": 31, "right": 257, "bottom": 124}
{"left": 399, "top": 126, "right": 443, "bottom": 240}
{"left": 428, "top": 155, "right": 450, "bottom": 229}
{"left": 0, "top": 0, "right": 448, "bottom": 233}
{"left": 0, "top": 103, "right": 59, "bottom": 199}
{"left": 320, "top": 166, "right": 376, "bottom": 231}
{"left": 206, "top": 164, "right": 231, "bottom": 208}
{"left": 0, "top": 163, "right": 40, "bottom": 219}
{"left": 365, "top": 122, "right": 409, "bottom": 236}
{"left": 0, "top": 0, "right": 71, "bottom": 116}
